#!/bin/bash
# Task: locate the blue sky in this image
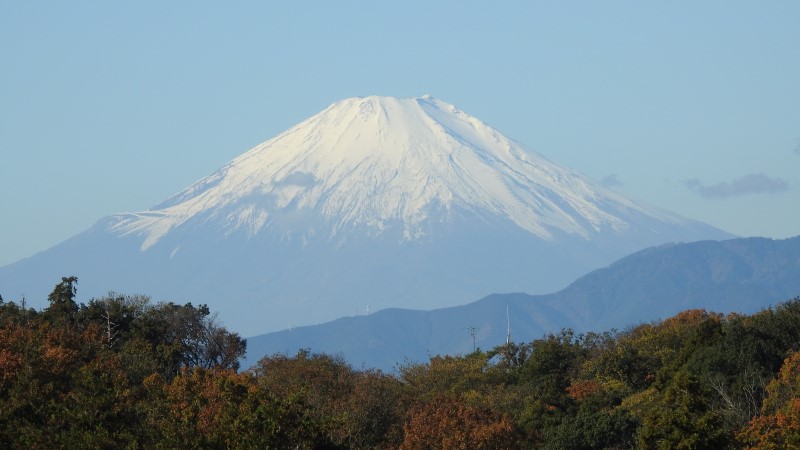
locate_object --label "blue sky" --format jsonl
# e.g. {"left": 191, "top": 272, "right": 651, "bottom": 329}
{"left": 1, "top": 1, "right": 798, "bottom": 267}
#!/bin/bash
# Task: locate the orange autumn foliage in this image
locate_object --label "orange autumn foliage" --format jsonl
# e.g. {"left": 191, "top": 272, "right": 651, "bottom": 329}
{"left": 738, "top": 351, "right": 800, "bottom": 448}
{"left": 400, "top": 395, "right": 518, "bottom": 450}
{"left": 566, "top": 379, "right": 601, "bottom": 401}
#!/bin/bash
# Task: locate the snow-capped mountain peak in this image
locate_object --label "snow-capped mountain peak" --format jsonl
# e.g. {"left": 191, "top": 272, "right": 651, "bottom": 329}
{"left": 1, "top": 95, "right": 732, "bottom": 335}
{"left": 108, "top": 95, "right": 678, "bottom": 250}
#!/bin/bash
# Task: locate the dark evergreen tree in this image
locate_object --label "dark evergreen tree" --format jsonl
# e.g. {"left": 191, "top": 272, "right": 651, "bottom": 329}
{"left": 43, "top": 276, "right": 79, "bottom": 323}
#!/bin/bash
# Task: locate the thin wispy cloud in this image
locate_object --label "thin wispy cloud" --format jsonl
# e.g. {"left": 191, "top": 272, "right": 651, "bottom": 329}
{"left": 601, "top": 174, "right": 623, "bottom": 188}
{"left": 684, "top": 173, "right": 789, "bottom": 199}
{"left": 794, "top": 140, "right": 800, "bottom": 155}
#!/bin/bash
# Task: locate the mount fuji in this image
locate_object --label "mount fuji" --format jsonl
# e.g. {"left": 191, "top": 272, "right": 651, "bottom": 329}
{"left": 0, "top": 96, "right": 731, "bottom": 336}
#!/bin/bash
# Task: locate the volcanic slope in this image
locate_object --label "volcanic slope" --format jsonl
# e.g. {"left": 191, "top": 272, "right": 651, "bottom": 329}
{"left": 0, "top": 96, "right": 731, "bottom": 335}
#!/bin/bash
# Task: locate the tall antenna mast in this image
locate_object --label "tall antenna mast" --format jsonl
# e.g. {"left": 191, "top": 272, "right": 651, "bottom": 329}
{"left": 467, "top": 325, "right": 479, "bottom": 352}
{"left": 506, "top": 305, "right": 511, "bottom": 345}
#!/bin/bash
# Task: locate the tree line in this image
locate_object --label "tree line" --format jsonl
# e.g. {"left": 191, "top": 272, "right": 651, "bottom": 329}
{"left": 1, "top": 277, "right": 800, "bottom": 448}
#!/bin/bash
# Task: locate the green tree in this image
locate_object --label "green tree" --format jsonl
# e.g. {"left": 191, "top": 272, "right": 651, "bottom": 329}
{"left": 343, "top": 370, "right": 407, "bottom": 449}
{"left": 250, "top": 350, "right": 355, "bottom": 448}
{"left": 133, "top": 302, "right": 246, "bottom": 377}
{"left": 44, "top": 276, "right": 79, "bottom": 324}
{"left": 399, "top": 352, "right": 494, "bottom": 401}
{"left": 634, "top": 370, "right": 728, "bottom": 449}
{"left": 512, "top": 330, "right": 587, "bottom": 442}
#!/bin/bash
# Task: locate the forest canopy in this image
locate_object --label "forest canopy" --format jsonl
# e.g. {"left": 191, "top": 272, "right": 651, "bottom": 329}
{"left": 1, "top": 277, "right": 800, "bottom": 448}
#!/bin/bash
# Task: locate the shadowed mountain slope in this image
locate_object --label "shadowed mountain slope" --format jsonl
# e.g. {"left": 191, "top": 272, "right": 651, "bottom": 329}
{"left": 245, "top": 236, "right": 800, "bottom": 371}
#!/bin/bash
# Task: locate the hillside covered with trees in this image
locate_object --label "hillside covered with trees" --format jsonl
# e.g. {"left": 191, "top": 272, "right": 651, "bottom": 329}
{"left": 2, "top": 277, "right": 800, "bottom": 448}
